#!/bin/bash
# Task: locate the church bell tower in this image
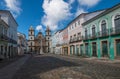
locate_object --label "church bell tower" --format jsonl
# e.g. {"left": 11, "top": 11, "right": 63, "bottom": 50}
{"left": 28, "top": 26, "right": 35, "bottom": 53}
{"left": 45, "top": 26, "right": 51, "bottom": 53}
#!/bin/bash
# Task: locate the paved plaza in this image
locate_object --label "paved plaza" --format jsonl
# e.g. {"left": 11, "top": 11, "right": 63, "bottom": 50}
{"left": 0, "top": 54, "right": 120, "bottom": 79}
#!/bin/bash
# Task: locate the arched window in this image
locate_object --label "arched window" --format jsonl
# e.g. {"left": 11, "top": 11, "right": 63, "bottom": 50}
{"left": 114, "top": 15, "right": 120, "bottom": 29}
{"left": 101, "top": 20, "right": 107, "bottom": 35}
{"left": 92, "top": 25, "right": 96, "bottom": 36}
{"left": 85, "top": 28, "right": 87, "bottom": 36}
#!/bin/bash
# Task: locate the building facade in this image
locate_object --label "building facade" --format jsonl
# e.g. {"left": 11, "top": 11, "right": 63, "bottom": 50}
{"left": 28, "top": 26, "right": 35, "bottom": 53}
{"left": 51, "top": 34, "right": 56, "bottom": 54}
{"left": 82, "top": 3, "right": 120, "bottom": 60}
{"left": 35, "top": 32, "right": 46, "bottom": 54}
{"left": 68, "top": 14, "right": 86, "bottom": 56}
{"left": 68, "top": 10, "right": 104, "bottom": 56}
{"left": 45, "top": 26, "right": 51, "bottom": 53}
{"left": 17, "top": 32, "right": 27, "bottom": 55}
{"left": 0, "top": 16, "right": 9, "bottom": 59}
{"left": 0, "top": 10, "right": 18, "bottom": 59}
{"left": 62, "top": 27, "right": 69, "bottom": 55}
{"left": 51, "top": 30, "right": 63, "bottom": 54}
{"left": 28, "top": 26, "right": 51, "bottom": 54}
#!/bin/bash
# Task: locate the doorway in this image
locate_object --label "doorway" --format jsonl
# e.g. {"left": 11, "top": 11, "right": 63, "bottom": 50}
{"left": 92, "top": 42, "right": 97, "bottom": 56}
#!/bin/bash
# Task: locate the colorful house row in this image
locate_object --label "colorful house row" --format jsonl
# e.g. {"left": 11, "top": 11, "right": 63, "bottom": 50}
{"left": 82, "top": 3, "right": 120, "bottom": 60}
{"left": 51, "top": 3, "right": 120, "bottom": 60}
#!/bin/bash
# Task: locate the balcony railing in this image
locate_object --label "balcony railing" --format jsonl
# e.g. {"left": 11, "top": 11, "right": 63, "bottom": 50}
{"left": 69, "top": 36, "right": 83, "bottom": 43}
{"left": 77, "top": 36, "right": 83, "bottom": 41}
{"left": 0, "top": 34, "right": 9, "bottom": 41}
{"left": 9, "top": 38, "right": 17, "bottom": 44}
{"left": 73, "top": 37, "right": 77, "bottom": 42}
{"left": 98, "top": 29, "right": 109, "bottom": 37}
{"left": 89, "top": 33, "right": 97, "bottom": 39}
{"left": 110, "top": 26, "right": 120, "bottom": 35}
{"left": 83, "top": 35, "right": 90, "bottom": 40}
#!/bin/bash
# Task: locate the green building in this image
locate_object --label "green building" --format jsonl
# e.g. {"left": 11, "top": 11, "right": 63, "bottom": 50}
{"left": 82, "top": 3, "right": 120, "bottom": 60}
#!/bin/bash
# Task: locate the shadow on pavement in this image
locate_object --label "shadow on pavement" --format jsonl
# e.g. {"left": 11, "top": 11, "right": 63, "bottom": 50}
{"left": 13, "top": 55, "right": 81, "bottom": 79}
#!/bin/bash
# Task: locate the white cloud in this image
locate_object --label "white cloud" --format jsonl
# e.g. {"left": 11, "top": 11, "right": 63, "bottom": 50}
{"left": 75, "top": 0, "right": 100, "bottom": 17}
{"left": 36, "top": 25, "right": 44, "bottom": 32}
{"left": 68, "top": 0, "right": 74, "bottom": 4}
{"left": 41, "top": 0, "right": 72, "bottom": 30}
{"left": 78, "top": 0, "right": 100, "bottom": 7}
{"left": 4, "top": 0, "right": 22, "bottom": 18}
{"left": 75, "top": 8, "right": 86, "bottom": 17}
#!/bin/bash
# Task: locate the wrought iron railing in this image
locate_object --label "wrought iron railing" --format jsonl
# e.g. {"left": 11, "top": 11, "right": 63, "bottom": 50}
{"left": 110, "top": 26, "right": 120, "bottom": 35}
{"left": 77, "top": 36, "right": 83, "bottom": 41}
{"left": 98, "top": 29, "right": 109, "bottom": 37}
{"left": 0, "top": 34, "right": 9, "bottom": 41}
{"left": 89, "top": 33, "right": 97, "bottom": 39}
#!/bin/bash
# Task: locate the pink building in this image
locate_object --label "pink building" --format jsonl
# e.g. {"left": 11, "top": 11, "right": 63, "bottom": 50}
{"left": 62, "top": 27, "right": 69, "bottom": 55}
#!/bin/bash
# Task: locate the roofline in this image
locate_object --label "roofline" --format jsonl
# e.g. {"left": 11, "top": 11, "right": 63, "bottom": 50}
{"left": 17, "top": 32, "right": 26, "bottom": 37}
{"left": 82, "top": 3, "right": 120, "bottom": 26}
{"left": 66, "top": 8, "right": 106, "bottom": 28}
{"left": 66, "top": 13, "right": 87, "bottom": 27}
{"left": 0, "top": 18, "right": 9, "bottom": 28}
{"left": 0, "top": 10, "right": 18, "bottom": 26}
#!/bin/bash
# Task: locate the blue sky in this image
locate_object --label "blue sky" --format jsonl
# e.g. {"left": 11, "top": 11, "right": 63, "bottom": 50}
{"left": 0, "top": 0, "right": 120, "bottom": 39}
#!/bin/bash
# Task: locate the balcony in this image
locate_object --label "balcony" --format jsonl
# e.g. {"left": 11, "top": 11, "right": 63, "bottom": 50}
{"left": 9, "top": 38, "right": 17, "bottom": 44}
{"left": 69, "top": 37, "right": 77, "bottom": 43}
{"left": 83, "top": 35, "right": 90, "bottom": 40}
{"left": 77, "top": 36, "right": 83, "bottom": 41}
{"left": 0, "top": 34, "right": 9, "bottom": 41}
{"left": 73, "top": 37, "right": 77, "bottom": 42}
{"left": 110, "top": 26, "right": 120, "bottom": 35}
{"left": 98, "top": 29, "right": 109, "bottom": 37}
{"left": 90, "top": 33, "right": 97, "bottom": 39}
{"left": 69, "top": 39, "right": 74, "bottom": 43}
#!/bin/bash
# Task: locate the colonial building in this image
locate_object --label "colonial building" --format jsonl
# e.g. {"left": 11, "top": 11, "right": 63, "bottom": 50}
{"left": 34, "top": 32, "right": 46, "bottom": 54}
{"left": 51, "top": 34, "right": 56, "bottom": 54}
{"left": 45, "top": 26, "right": 51, "bottom": 53}
{"left": 68, "top": 10, "right": 105, "bottom": 56}
{"left": 17, "top": 32, "right": 27, "bottom": 55}
{"left": 56, "top": 30, "right": 63, "bottom": 55}
{"left": 51, "top": 30, "right": 63, "bottom": 54}
{"left": 82, "top": 3, "right": 120, "bottom": 60}
{"left": 0, "top": 16, "right": 9, "bottom": 59}
{"left": 68, "top": 13, "right": 86, "bottom": 56}
{"left": 28, "top": 26, "right": 35, "bottom": 53}
{"left": 0, "top": 10, "right": 18, "bottom": 59}
{"left": 61, "top": 27, "right": 69, "bottom": 55}
{"left": 28, "top": 26, "right": 51, "bottom": 54}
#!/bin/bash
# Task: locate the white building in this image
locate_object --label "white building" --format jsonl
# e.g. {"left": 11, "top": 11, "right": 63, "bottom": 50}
{"left": 0, "top": 10, "right": 18, "bottom": 58}
{"left": 68, "top": 10, "right": 105, "bottom": 56}
{"left": 51, "top": 30, "right": 63, "bottom": 54}
{"left": 17, "top": 32, "right": 27, "bottom": 55}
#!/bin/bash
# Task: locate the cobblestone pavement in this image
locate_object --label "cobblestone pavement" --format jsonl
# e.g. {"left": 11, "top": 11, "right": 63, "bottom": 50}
{"left": 13, "top": 54, "right": 120, "bottom": 79}
{"left": 0, "top": 55, "right": 24, "bottom": 69}
{"left": 0, "top": 55, "right": 30, "bottom": 79}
